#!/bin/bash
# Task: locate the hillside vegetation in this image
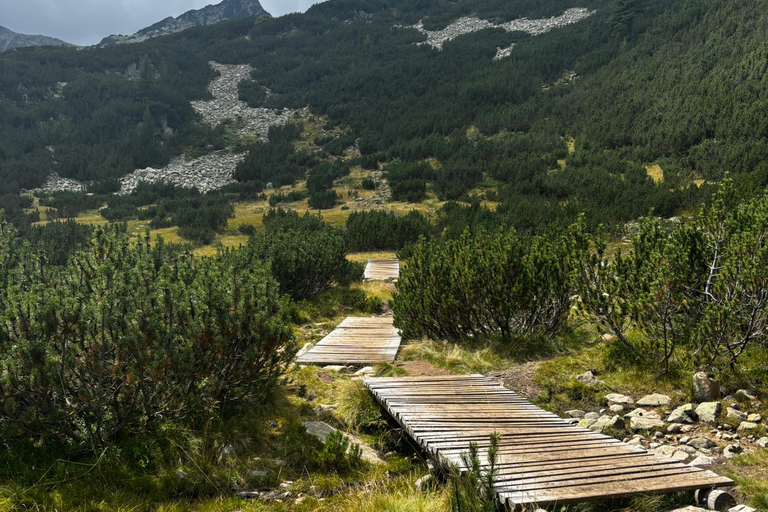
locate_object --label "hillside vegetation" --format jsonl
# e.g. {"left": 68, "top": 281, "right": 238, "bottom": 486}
{"left": 2, "top": 0, "right": 768, "bottom": 510}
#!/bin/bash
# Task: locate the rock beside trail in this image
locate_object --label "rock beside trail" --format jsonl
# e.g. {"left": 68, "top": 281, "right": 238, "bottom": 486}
{"left": 637, "top": 393, "right": 672, "bottom": 407}
{"left": 692, "top": 372, "right": 720, "bottom": 402}
{"left": 590, "top": 415, "right": 625, "bottom": 433}
{"left": 727, "top": 407, "right": 748, "bottom": 422}
{"left": 625, "top": 408, "right": 661, "bottom": 420}
{"left": 667, "top": 404, "right": 696, "bottom": 424}
{"left": 689, "top": 455, "right": 716, "bottom": 466}
{"left": 566, "top": 409, "right": 585, "bottom": 418}
{"left": 576, "top": 370, "right": 604, "bottom": 386}
{"left": 687, "top": 437, "right": 715, "bottom": 450}
{"left": 605, "top": 393, "right": 634, "bottom": 405}
{"left": 302, "top": 421, "right": 383, "bottom": 465}
{"left": 738, "top": 421, "right": 758, "bottom": 432}
{"left": 629, "top": 417, "right": 665, "bottom": 431}
{"left": 695, "top": 402, "right": 722, "bottom": 424}
{"left": 756, "top": 437, "right": 768, "bottom": 448}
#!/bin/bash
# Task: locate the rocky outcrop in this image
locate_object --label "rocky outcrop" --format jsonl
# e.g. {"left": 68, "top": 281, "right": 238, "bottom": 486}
{"left": 118, "top": 152, "right": 243, "bottom": 195}
{"left": 0, "top": 25, "right": 72, "bottom": 52}
{"left": 99, "top": 0, "right": 269, "bottom": 46}
{"left": 29, "top": 172, "right": 85, "bottom": 194}
{"left": 191, "top": 62, "right": 294, "bottom": 140}
{"left": 408, "top": 8, "right": 595, "bottom": 51}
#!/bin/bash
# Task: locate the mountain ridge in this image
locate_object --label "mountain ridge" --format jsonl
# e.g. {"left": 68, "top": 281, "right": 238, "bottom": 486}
{"left": 0, "top": 25, "right": 72, "bottom": 52}
{"left": 98, "top": 0, "right": 270, "bottom": 46}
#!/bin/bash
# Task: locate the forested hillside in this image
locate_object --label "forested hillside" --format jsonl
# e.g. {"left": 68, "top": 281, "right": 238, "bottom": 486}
{"left": 3, "top": 0, "right": 768, "bottom": 239}
{"left": 2, "top": 1, "right": 768, "bottom": 510}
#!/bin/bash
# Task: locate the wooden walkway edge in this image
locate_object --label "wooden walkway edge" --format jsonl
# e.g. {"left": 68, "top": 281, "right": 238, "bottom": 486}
{"left": 297, "top": 316, "right": 401, "bottom": 365}
{"left": 364, "top": 259, "right": 400, "bottom": 281}
{"left": 363, "top": 375, "right": 733, "bottom": 511}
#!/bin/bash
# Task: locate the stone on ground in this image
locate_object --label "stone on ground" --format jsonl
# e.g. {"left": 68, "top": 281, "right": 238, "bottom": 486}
{"left": 727, "top": 407, "right": 748, "bottom": 422}
{"left": 590, "top": 415, "right": 625, "bottom": 433}
{"left": 738, "top": 421, "right": 758, "bottom": 431}
{"left": 756, "top": 437, "right": 768, "bottom": 448}
{"left": 695, "top": 402, "right": 722, "bottom": 424}
{"left": 667, "top": 403, "right": 696, "bottom": 423}
{"left": 302, "top": 421, "right": 383, "bottom": 464}
{"left": 637, "top": 393, "right": 672, "bottom": 406}
{"left": 605, "top": 393, "right": 634, "bottom": 405}
{"left": 692, "top": 372, "right": 720, "bottom": 402}
{"left": 625, "top": 407, "right": 661, "bottom": 420}
{"left": 747, "top": 413, "right": 762, "bottom": 423}
{"left": 687, "top": 437, "right": 715, "bottom": 450}
{"left": 566, "top": 409, "right": 586, "bottom": 418}
{"left": 576, "top": 370, "right": 604, "bottom": 386}
{"left": 689, "top": 455, "right": 716, "bottom": 466}
{"left": 295, "top": 343, "right": 314, "bottom": 359}
{"left": 629, "top": 416, "right": 665, "bottom": 431}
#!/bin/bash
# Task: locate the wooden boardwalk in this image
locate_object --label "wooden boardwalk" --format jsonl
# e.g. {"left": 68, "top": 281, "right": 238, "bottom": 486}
{"left": 297, "top": 316, "right": 401, "bottom": 365}
{"left": 363, "top": 375, "right": 733, "bottom": 510}
{"left": 364, "top": 259, "right": 400, "bottom": 281}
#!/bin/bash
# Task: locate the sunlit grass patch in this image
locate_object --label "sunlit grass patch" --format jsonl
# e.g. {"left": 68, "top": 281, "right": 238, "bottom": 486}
{"left": 646, "top": 164, "right": 664, "bottom": 183}
{"left": 726, "top": 449, "right": 768, "bottom": 509}
{"left": 351, "top": 281, "right": 395, "bottom": 303}
{"left": 399, "top": 339, "right": 508, "bottom": 375}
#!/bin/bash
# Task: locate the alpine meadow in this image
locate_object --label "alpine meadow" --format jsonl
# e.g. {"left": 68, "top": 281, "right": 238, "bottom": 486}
{"left": 1, "top": 0, "right": 768, "bottom": 510}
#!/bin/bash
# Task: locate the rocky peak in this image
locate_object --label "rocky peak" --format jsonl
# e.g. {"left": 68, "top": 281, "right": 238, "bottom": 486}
{"left": 0, "top": 25, "right": 72, "bottom": 52}
{"left": 98, "top": 0, "right": 270, "bottom": 47}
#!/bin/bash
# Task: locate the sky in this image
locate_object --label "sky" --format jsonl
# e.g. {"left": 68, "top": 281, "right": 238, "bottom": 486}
{"left": 0, "top": 0, "right": 320, "bottom": 46}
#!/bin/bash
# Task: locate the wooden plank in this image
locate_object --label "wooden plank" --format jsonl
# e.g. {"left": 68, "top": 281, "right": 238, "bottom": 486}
{"left": 297, "top": 315, "right": 401, "bottom": 365}
{"left": 364, "top": 259, "right": 400, "bottom": 281}
{"left": 362, "top": 375, "right": 734, "bottom": 510}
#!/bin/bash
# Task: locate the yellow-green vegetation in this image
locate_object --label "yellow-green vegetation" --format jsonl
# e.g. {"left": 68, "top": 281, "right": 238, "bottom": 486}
{"left": 646, "top": 164, "right": 664, "bottom": 183}
{"left": 727, "top": 450, "right": 768, "bottom": 510}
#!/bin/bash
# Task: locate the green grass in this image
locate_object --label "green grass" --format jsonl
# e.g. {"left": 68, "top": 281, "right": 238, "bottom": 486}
{"left": 726, "top": 450, "right": 768, "bottom": 509}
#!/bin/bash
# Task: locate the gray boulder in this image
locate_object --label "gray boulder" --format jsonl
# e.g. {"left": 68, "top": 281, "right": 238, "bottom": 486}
{"left": 629, "top": 417, "right": 665, "bottom": 431}
{"left": 737, "top": 421, "right": 758, "bottom": 432}
{"left": 756, "top": 437, "right": 768, "bottom": 448}
{"left": 605, "top": 393, "right": 634, "bottom": 405}
{"left": 727, "top": 407, "right": 748, "bottom": 422}
{"left": 747, "top": 413, "right": 762, "bottom": 423}
{"left": 624, "top": 408, "right": 661, "bottom": 420}
{"left": 590, "top": 415, "right": 625, "bottom": 433}
{"left": 566, "top": 409, "right": 586, "bottom": 418}
{"left": 723, "top": 444, "right": 742, "bottom": 459}
{"left": 637, "top": 393, "right": 672, "bottom": 407}
{"left": 686, "top": 437, "right": 715, "bottom": 450}
{"left": 695, "top": 402, "right": 722, "bottom": 424}
{"left": 576, "top": 370, "right": 604, "bottom": 386}
{"left": 584, "top": 412, "right": 600, "bottom": 420}
{"left": 667, "top": 404, "right": 696, "bottom": 424}
{"left": 689, "top": 455, "right": 716, "bottom": 466}
{"left": 692, "top": 372, "right": 720, "bottom": 402}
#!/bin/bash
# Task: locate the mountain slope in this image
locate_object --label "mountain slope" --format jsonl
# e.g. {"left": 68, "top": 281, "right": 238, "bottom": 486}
{"left": 0, "top": 25, "right": 71, "bottom": 52}
{"left": 98, "top": 0, "right": 270, "bottom": 46}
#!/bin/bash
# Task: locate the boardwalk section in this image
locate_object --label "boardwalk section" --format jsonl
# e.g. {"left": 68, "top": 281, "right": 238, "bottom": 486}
{"left": 363, "top": 375, "right": 733, "bottom": 511}
{"left": 364, "top": 259, "right": 400, "bottom": 281}
{"left": 297, "top": 316, "right": 401, "bottom": 365}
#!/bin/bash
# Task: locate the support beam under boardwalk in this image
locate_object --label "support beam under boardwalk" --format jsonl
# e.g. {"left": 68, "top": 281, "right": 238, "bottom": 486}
{"left": 362, "top": 375, "right": 733, "bottom": 511}
{"left": 364, "top": 259, "right": 400, "bottom": 281}
{"left": 297, "top": 316, "right": 401, "bottom": 365}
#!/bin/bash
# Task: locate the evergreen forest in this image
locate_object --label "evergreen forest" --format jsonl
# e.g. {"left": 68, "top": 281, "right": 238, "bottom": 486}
{"left": 1, "top": 0, "right": 768, "bottom": 510}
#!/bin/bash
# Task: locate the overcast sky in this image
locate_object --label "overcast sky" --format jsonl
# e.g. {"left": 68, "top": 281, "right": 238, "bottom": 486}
{"left": 0, "top": 0, "right": 320, "bottom": 46}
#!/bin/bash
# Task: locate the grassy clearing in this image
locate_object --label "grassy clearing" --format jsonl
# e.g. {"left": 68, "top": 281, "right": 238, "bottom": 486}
{"left": 347, "top": 251, "right": 398, "bottom": 263}
{"left": 726, "top": 450, "right": 768, "bottom": 509}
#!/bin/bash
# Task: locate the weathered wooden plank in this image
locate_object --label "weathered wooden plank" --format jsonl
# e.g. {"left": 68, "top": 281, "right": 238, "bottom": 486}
{"left": 364, "top": 259, "right": 400, "bottom": 281}
{"left": 362, "top": 375, "right": 733, "bottom": 510}
{"left": 297, "top": 315, "right": 401, "bottom": 365}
